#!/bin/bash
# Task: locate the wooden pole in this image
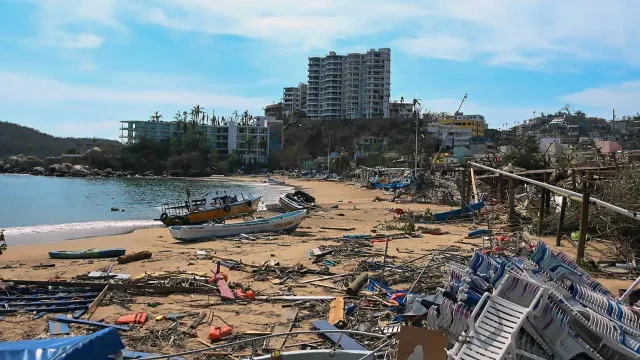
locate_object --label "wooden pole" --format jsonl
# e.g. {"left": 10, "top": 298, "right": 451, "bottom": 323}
{"left": 465, "top": 170, "right": 472, "bottom": 206}
{"left": 380, "top": 237, "right": 390, "bottom": 281}
{"left": 576, "top": 185, "right": 590, "bottom": 263}
{"left": 543, "top": 173, "right": 551, "bottom": 216}
{"left": 556, "top": 196, "right": 567, "bottom": 246}
{"left": 537, "top": 187, "right": 545, "bottom": 236}
{"left": 571, "top": 171, "right": 577, "bottom": 191}
{"left": 497, "top": 174, "right": 504, "bottom": 203}
{"left": 508, "top": 178, "right": 516, "bottom": 223}
{"left": 460, "top": 170, "right": 467, "bottom": 210}
{"left": 470, "top": 168, "right": 479, "bottom": 203}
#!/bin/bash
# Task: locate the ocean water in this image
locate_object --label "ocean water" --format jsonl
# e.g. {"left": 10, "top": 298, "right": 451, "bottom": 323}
{"left": 0, "top": 174, "right": 290, "bottom": 243}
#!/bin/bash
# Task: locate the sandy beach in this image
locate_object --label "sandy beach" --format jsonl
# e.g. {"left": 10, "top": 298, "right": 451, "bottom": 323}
{"left": 0, "top": 177, "right": 633, "bottom": 352}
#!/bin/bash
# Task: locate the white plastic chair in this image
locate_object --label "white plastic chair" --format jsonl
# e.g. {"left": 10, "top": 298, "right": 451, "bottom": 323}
{"left": 447, "top": 272, "right": 548, "bottom": 360}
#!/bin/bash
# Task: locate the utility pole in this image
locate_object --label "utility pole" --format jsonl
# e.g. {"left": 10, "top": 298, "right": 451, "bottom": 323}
{"left": 327, "top": 136, "right": 331, "bottom": 175}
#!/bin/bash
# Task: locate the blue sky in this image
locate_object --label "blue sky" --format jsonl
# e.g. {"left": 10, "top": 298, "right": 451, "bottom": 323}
{"left": 1, "top": 0, "right": 640, "bottom": 139}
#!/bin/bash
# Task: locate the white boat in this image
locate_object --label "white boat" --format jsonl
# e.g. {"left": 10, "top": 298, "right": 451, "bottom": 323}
{"left": 266, "top": 177, "right": 286, "bottom": 185}
{"left": 169, "top": 210, "right": 306, "bottom": 242}
{"left": 279, "top": 190, "right": 316, "bottom": 211}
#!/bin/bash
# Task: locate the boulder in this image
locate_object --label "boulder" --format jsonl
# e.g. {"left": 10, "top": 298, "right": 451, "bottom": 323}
{"left": 48, "top": 164, "right": 63, "bottom": 174}
{"left": 44, "top": 156, "right": 62, "bottom": 167}
{"left": 104, "top": 168, "right": 115, "bottom": 176}
{"left": 3, "top": 164, "right": 11, "bottom": 172}
{"left": 70, "top": 165, "right": 90, "bottom": 177}
{"left": 61, "top": 163, "right": 73, "bottom": 173}
{"left": 31, "top": 167, "right": 46, "bottom": 175}
{"left": 5, "top": 155, "right": 21, "bottom": 167}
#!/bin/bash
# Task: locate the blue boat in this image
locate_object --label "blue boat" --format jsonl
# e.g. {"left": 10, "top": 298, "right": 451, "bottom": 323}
{"left": 49, "top": 248, "right": 126, "bottom": 259}
{"left": 433, "top": 201, "right": 485, "bottom": 222}
{"left": 0, "top": 328, "right": 124, "bottom": 360}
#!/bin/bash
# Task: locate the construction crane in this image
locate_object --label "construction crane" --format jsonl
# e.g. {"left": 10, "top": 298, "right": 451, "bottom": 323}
{"left": 430, "top": 93, "right": 468, "bottom": 171}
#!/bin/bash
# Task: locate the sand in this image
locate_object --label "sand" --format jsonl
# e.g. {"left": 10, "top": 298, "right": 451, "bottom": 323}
{"left": 0, "top": 176, "right": 634, "bottom": 351}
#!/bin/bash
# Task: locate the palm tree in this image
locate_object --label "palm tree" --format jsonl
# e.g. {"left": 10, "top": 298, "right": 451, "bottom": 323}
{"left": 173, "top": 112, "right": 181, "bottom": 122}
{"left": 259, "top": 137, "right": 268, "bottom": 162}
{"left": 210, "top": 110, "right": 216, "bottom": 126}
{"left": 245, "top": 135, "right": 257, "bottom": 160}
{"left": 149, "top": 111, "right": 162, "bottom": 122}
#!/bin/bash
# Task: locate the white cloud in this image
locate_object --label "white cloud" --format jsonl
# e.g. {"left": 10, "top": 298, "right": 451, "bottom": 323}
{"left": 392, "top": 36, "right": 470, "bottom": 61}
{"left": 0, "top": 72, "right": 269, "bottom": 110}
{"left": 26, "top": 0, "right": 640, "bottom": 68}
{"left": 560, "top": 80, "right": 640, "bottom": 118}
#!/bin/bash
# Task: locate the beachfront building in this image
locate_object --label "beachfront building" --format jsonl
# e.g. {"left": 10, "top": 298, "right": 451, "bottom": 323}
{"left": 264, "top": 102, "right": 285, "bottom": 120}
{"left": 439, "top": 113, "right": 486, "bottom": 137}
{"left": 353, "top": 136, "right": 388, "bottom": 158}
{"left": 119, "top": 117, "right": 283, "bottom": 163}
{"left": 306, "top": 48, "right": 391, "bottom": 119}
{"left": 283, "top": 83, "right": 308, "bottom": 117}
{"left": 389, "top": 101, "right": 415, "bottom": 119}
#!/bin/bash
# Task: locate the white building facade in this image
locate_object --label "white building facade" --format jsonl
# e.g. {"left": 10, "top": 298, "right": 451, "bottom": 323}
{"left": 283, "top": 83, "right": 308, "bottom": 117}
{"left": 306, "top": 48, "right": 391, "bottom": 119}
{"left": 119, "top": 118, "right": 276, "bottom": 163}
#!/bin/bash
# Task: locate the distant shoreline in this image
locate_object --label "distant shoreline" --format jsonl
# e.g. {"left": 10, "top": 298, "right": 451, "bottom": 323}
{"left": 1, "top": 174, "right": 292, "bottom": 245}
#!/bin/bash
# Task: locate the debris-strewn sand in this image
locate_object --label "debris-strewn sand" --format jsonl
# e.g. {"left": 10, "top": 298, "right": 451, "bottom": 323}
{"left": 0, "top": 177, "right": 632, "bottom": 352}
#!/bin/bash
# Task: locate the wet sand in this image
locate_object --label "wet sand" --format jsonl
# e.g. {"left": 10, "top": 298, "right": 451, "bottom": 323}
{"left": 0, "top": 176, "right": 633, "bottom": 348}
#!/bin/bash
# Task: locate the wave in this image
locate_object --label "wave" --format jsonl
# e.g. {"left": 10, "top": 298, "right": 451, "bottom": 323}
{"left": 3, "top": 219, "right": 161, "bottom": 236}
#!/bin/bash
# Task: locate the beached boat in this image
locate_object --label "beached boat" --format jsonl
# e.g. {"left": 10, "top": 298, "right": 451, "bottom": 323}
{"left": 266, "top": 177, "right": 286, "bottom": 185}
{"left": 278, "top": 190, "right": 315, "bottom": 211}
{"left": 169, "top": 210, "right": 306, "bottom": 242}
{"left": 49, "top": 248, "right": 126, "bottom": 259}
{"left": 433, "top": 201, "right": 485, "bottom": 222}
{"left": 158, "top": 193, "right": 261, "bottom": 226}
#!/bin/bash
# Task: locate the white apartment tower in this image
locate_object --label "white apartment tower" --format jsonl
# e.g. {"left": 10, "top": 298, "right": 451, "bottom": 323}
{"left": 306, "top": 48, "right": 391, "bottom": 119}
{"left": 282, "top": 82, "right": 308, "bottom": 117}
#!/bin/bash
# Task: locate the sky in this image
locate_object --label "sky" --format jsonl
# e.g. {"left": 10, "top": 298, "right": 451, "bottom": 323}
{"left": 1, "top": 0, "right": 640, "bottom": 139}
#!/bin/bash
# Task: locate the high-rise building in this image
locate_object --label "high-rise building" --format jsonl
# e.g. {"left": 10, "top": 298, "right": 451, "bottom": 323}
{"left": 306, "top": 48, "right": 391, "bottom": 119}
{"left": 282, "top": 83, "right": 308, "bottom": 117}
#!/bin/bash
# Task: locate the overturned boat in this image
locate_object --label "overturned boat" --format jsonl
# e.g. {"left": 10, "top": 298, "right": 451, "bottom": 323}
{"left": 158, "top": 192, "right": 260, "bottom": 226}
{"left": 169, "top": 210, "right": 306, "bottom": 241}
{"left": 279, "top": 190, "right": 316, "bottom": 211}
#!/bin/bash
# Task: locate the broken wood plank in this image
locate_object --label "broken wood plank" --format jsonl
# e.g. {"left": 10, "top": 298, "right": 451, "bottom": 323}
{"left": 188, "top": 312, "right": 207, "bottom": 331}
{"left": 299, "top": 274, "right": 348, "bottom": 284}
{"left": 319, "top": 226, "right": 356, "bottom": 231}
{"left": 328, "top": 297, "right": 345, "bottom": 328}
{"left": 265, "top": 307, "right": 298, "bottom": 350}
{"left": 311, "top": 320, "right": 367, "bottom": 351}
{"left": 470, "top": 168, "right": 479, "bottom": 204}
{"left": 48, "top": 320, "right": 70, "bottom": 335}
{"left": 51, "top": 315, "right": 130, "bottom": 331}
{"left": 8, "top": 279, "right": 218, "bottom": 295}
{"left": 216, "top": 279, "right": 235, "bottom": 300}
{"left": 346, "top": 273, "right": 369, "bottom": 296}
{"left": 86, "top": 284, "right": 109, "bottom": 320}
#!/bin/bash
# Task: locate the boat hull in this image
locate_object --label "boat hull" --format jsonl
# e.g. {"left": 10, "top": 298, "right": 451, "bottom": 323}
{"left": 279, "top": 195, "right": 306, "bottom": 211}
{"left": 160, "top": 197, "right": 261, "bottom": 226}
{"left": 433, "top": 201, "right": 485, "bottom": 222}
{"left": 169, "top": 210, "right": 306, "bottom": 242}
{"left": 49, "top": 248, "right": 126, "bottom": 259}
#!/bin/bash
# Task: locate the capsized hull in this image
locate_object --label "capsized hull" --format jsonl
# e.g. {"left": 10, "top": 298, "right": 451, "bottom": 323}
{"left": 49, "top": 248, "right": 126, "bottom": 259}
{"left": 160, "top": 196, "right": 261, "bottom": 226}
{"left": 169, "top": 210, "right": 306, "bottom": 241}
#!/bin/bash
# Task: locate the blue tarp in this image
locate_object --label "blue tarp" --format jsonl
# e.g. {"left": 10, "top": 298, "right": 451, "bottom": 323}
{"left": 0, "top": 328, "right": 124, "bottom": 360}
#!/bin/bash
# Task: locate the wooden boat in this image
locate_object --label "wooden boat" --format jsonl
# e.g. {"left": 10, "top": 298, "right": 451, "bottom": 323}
{"left": 49, "top": 248, "right": 126, "bottom": 259}
{"left": 169, "top": 210, "right": 306, "bottom": 242}
{"left": 266, "top": 177, "right": 286, "bottom": 185}
{"left": 278, "top": 190, "right": 315, "bottom": 211}
{"left": 158, "top": 193, "right": 261, "bottom": 226}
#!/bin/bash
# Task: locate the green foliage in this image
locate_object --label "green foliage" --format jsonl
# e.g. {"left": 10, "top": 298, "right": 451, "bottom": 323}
{"left": 503, "top": 136, "right": 549, "bottom": 170}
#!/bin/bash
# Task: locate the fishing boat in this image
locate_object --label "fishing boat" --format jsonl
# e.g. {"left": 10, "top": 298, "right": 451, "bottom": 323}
{"left": 433, "top": 201, "right": 485, "bottom": 222}
{"left": 278, "top": 190, "right": 316, "bottom": 211}
{"left": 169, "top": 210, "right": 306, "bottom": 242}
{"left": 49, "top": 248, "right": 126, "bottom": 259}
{"left": 265, "top": 177, "right": 286, "bottom": 185}
{"left": 158, "top": 192, "right": 261, "bottom": 226}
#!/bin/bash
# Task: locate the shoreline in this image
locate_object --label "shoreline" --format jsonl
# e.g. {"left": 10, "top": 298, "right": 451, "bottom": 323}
{"left": 1, "top": 176, "right": 635, "bottom": 346}
{"left": 1, "top": 174, "right": 291, "bottom": 245}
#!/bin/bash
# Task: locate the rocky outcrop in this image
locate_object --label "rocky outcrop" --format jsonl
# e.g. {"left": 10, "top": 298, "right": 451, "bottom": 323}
{"left": 31, "top": 166, "right": 45, "bottom": 175}
{"left": 70, "top": 165, "right": 91, "bottom": 177}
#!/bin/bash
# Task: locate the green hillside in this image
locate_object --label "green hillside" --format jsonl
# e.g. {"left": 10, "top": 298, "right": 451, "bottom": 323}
{"left": 0, "top": 121, "right": 121, "bottom": 158}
